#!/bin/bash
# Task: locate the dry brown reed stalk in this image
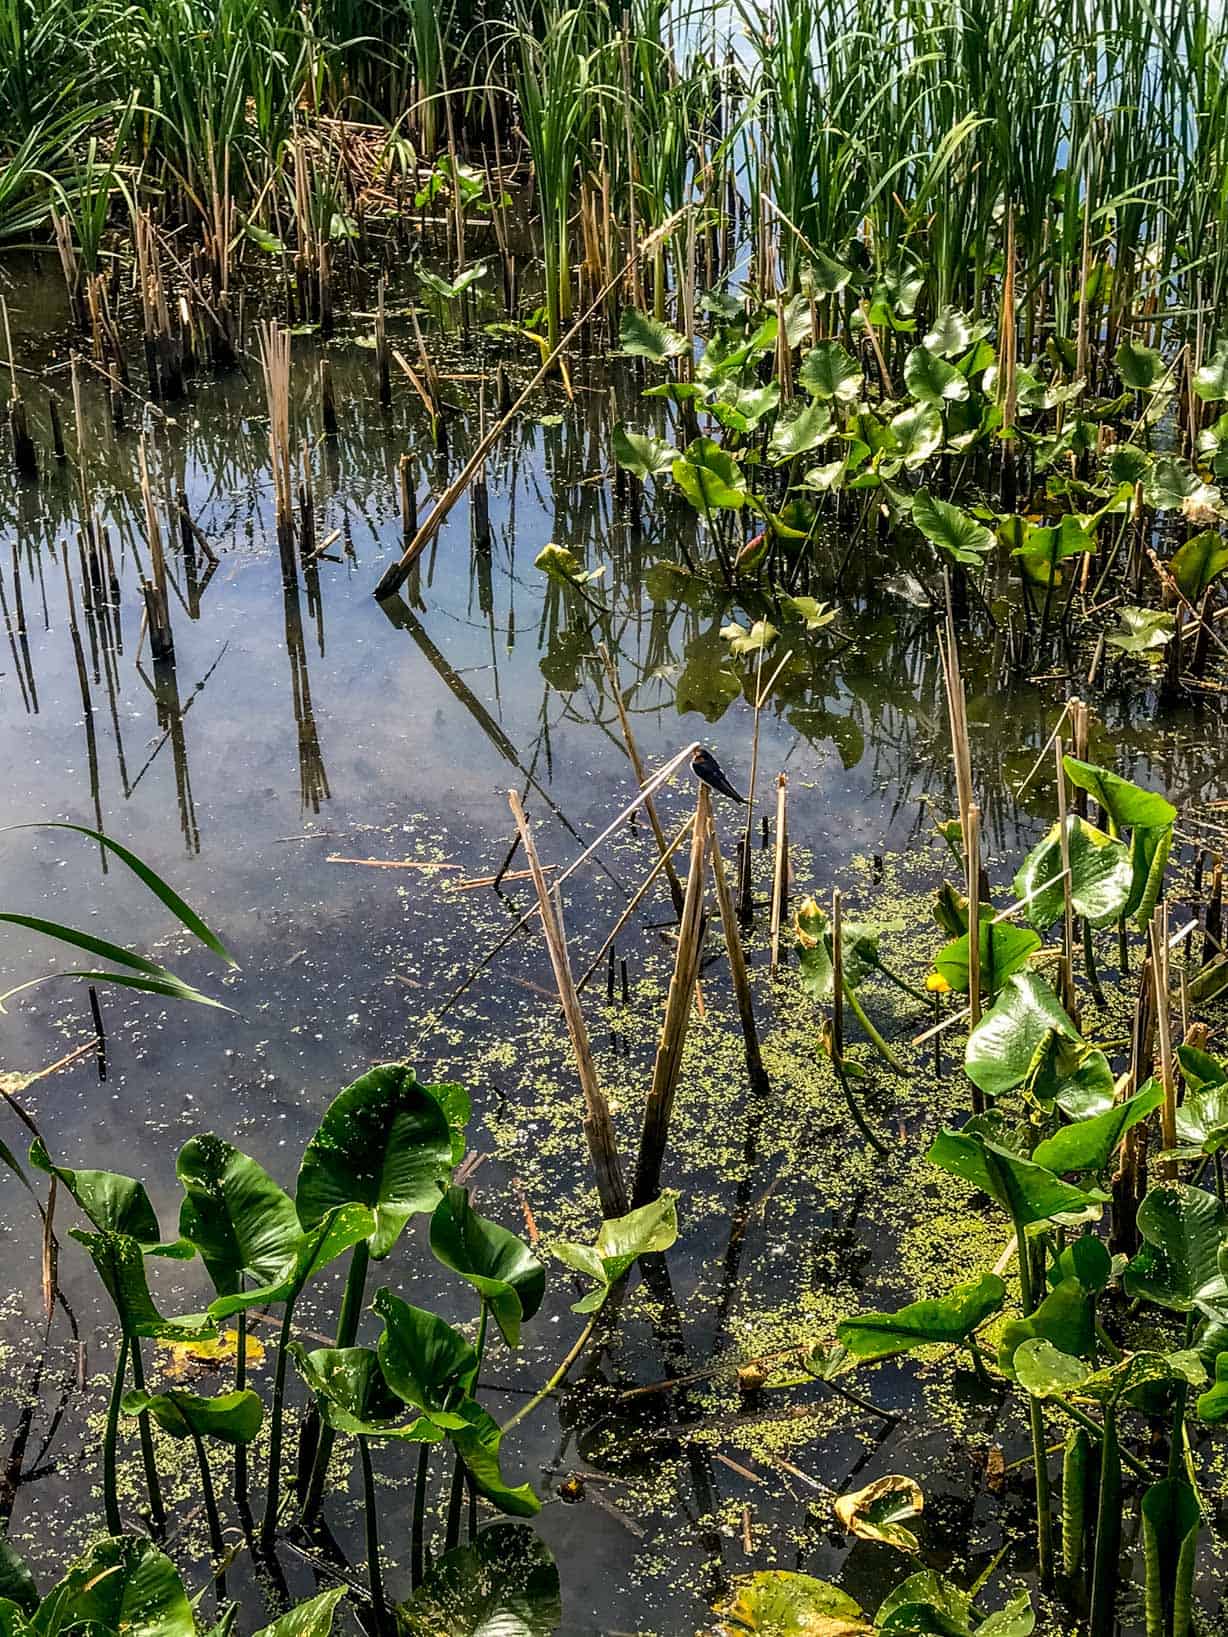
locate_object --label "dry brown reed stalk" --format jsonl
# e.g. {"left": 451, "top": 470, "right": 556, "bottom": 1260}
{"left": 768, "top": 773, "right": 788, "bottom": 978}
{"left": 633, "top": 784, "right": 710, "bottom": 1207}
{"left": 508, "top": 790, "right": 628, "bottom": 1218}
{"left": 599, "top": 644, "right": 685, "bottom": 917}
{"left": 373, "top": 206, "right": 690, "bottom": 599}
{"left": 707, "top": 812, "right": 766, "bottom": 1093}
{"left": 258, "top": 320, "right": 295, "bottom": 565}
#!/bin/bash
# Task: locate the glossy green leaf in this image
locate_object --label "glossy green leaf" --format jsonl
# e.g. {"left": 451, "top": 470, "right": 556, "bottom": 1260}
{"left": 31, "top": 1537, "right": 193, "bottom": 1637}
{"left": 207, "top": 1204, "right": 376, "bottom": 1319}
{"left": 297, "top": 1065, "right": 454, "bottom": 1259}
{"left": 30, "top": 1139, "right": 164, "bottom": 1247}
{"left": 289, "top": 1345, "right": 442, "bottom": 1441}
{"left": 176, "top": 1133, "right": 300, "bottom": 1297}
{"left": 1014, "top": 816, "right": 1132, "bottom": 931}
{"left": 69, "top": 1231, "right": 213, "bottom": 1341}
{"left": 121, "top": 1388, "right": 263, "bottom": 1445}
{"left": 0, "top": 1546, "right": 35, "bottom": 1619}
{"left": 875, "top": 1570, "right": 970, "bottom": 1636}
{"left": 1116, "top": 339, "right": 1165, "bottom": 391}
{"left": 889, "top": 403, "right": 943, "bottom": 468}
{"left": 927, "top": 1129, "right": 1093, "bottom": 1225}
{"left": 767, "top": 400, "right": 834, "bottom": 464}
{"left": 250, "top": 1589, "right": 347, "bottom": 1637}
{"left": 1193, "top": 338, "right": 1228, "bottom": 402}
{"left": 672, "top": 437, "right": 747, "bottom": 511}
{"left": 1107, "top": 605, "right": 1176, "bottom": 658}
{"left": 1196, "top": 1352, "right": 1228, "bottom": 1423}
{"left": 799, "top": 341, "right": 862, "bottom": 403}
{"left": 1170, "top": 531, "right": 1228, "bottom": 600}
{"left": 619, "top": 308, "right": 686, "bottom": 362}
{"left": 397, "top": 1523, "right": 561, "bottom": 1637}
{"left": 1123, "top": 1183, "right": 1228, "bottom": 1316}
{"left": 554, "top": 1193, "right": 678, "bottom": 1313}
{"left": 447, "top": 1399, "right": 540, "bottom": 1516}
{"left": 1031, "top": 1079, "right": 1164, "bottom": 1174}
{"left": 1168, "top": 1081, "right": 1228, "bottom": 1160}
{"left": 965, "top": 973, "right": 1079, "bottom": 1098}
{"left": 837, "top": 1274, "right": 1006, "bottom": 1361}
{"left": 933, "top": 920, "right": 1040, "bottom": 994}
{"left": 1059, "top": 758, "right": 1175, "bottom": 832}
{"left": 923, "top": 307, "right": 989, "bottom": 358}
{"left": 912, "top": 490, "right": 993, "bottom": 565}
{"left": 998, "top": 1279, "right": 1093, "bottom": 1380}
{"left": 905, "top": 346, "right": 969, "bottom": 405}
{"left": 374, "top": 1288, "right": 478, "bottom": 1425}
{"left": 1140, "top": 1477, "right": 1199, "bottom": 1637}
{"left": 611, "top": 424, "right": 676, "bottom": 480}
{"left": 429, "top": 1187, "right": 546, "bottom": 1348}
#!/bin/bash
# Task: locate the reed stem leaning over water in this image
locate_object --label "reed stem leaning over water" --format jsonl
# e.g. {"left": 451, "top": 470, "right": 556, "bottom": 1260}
{"left": 509, "top": 790, "right": 629, "bottom": 1218}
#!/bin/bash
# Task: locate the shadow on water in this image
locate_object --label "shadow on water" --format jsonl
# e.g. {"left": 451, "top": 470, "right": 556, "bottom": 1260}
{"left": 2, "top": 262, "right": 1228, "bottom": 1631}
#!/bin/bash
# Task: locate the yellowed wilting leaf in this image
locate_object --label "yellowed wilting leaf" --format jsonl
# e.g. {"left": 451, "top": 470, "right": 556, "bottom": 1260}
{"left": 158, "top": 1330, "right": 266, "bottom": 1379}
{"left": 833, "top": 1474, "right": 924, "bottom": 1552}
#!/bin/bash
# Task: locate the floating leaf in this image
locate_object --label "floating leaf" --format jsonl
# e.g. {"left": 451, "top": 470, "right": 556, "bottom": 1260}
{"left": 721, "top": 619, "right": 778, "bottom": 656}
{"left": 713, "top": 1572, "right": 869, "bottom": 1636}
{"left": 834, "top": 1475, "right": 923, "bottom": 1552}
{"left": 837, "top": 1274, "right": 1006, "bottom": 1362}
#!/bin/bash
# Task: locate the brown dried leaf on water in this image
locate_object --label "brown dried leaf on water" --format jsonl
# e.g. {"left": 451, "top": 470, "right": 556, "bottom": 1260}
{"left": 833, "top": 1474, "right": 924, "bottom": 1552}
{"left": 985, "top": 1445, "right": 1006, "bottom": 1494}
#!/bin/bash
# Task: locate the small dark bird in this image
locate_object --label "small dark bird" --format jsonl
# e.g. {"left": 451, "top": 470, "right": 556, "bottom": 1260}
{"left": 691, "top": 746, "right": 746, "bottom": 804}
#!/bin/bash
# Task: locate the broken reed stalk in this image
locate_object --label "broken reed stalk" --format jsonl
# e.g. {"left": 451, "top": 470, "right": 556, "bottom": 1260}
{"left": 576, "top": 814, "right": 695, "bottom": 993}
{"left": 633, "top": 784, "right": 710, "bottom": 1207}
{"left": 599, "top": 644, "right": 685, "bottom": 918}
{"left": 965, "top": 800, "right": 985, "bottom": 1114}
{"left": 508, "top": 789, "right": 628, "bottom": 1219}
{"left": 1149, "top": 905, "right": 1177, "bottom": 1181}
{"left": 768, "top": 773, "right": 788, "bottom": 978}
{"left": 939, "top": 604, "right": 975, "bottom": 854}
{"left": 258, "top": 321, "right": 295, "bottom": 567}
{"left": 707, "top": 812, "right": 767, "bottom": 1094}
{"left": 372, "top": 206, "right": 690, "bottom": 598}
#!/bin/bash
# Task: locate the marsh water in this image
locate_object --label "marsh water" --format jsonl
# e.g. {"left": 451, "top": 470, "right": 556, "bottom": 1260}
{"left": 3, "top": 263, "right": 1228, "bottom": 1634}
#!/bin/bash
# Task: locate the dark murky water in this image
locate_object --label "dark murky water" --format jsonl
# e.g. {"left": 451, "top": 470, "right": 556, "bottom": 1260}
{"left": 3, "top": 260, "right": 1228, "bottom": 1633}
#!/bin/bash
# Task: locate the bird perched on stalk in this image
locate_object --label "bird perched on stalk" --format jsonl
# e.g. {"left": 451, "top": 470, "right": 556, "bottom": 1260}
{"left": 691, "top": 746, "right": 746, "bottom": 804}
